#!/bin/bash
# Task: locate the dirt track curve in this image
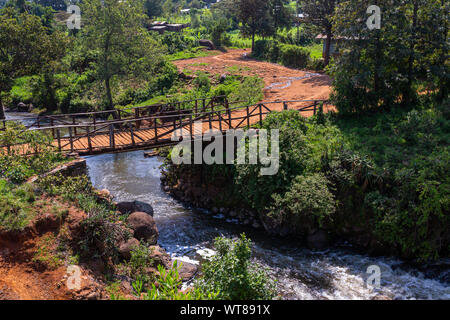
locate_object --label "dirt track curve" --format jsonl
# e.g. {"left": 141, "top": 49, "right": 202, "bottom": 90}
{"left": 174, "top": 49, "right": 333, "bottom": 113}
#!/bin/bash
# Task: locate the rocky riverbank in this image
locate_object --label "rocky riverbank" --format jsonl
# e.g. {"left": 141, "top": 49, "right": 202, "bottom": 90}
{"left": 160, "top": 161, "right": 395, "bottom": 254}
{"left": 0, "top": 156, "right": 198, "bottom": 300}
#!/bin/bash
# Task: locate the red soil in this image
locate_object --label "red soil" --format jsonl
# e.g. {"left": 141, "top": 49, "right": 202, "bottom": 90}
{"left": 174, "top": 48, "right": 334, "bottom": 116}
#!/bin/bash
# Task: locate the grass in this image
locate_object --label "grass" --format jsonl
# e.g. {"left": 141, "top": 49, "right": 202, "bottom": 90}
{"left": 167, "top": 47, "right": 218, "bottom": 61}
{"left": 305, "top": 43, "right": 323, "bottom": 60}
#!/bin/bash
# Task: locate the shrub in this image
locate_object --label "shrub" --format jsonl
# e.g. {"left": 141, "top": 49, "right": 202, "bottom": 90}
{"left": 229, "top": 76, "right": 264, "bottom": 104}
{"left": 269, "top": 173, "right": 336, "bottom": 234}
{"left": 279, "top": 44, "right": 311, "bottom": 69}
{"left": 195, "top": 234, "right": 276, "bottom": 300}
{"left": 193, "top": 71, "right": 211, "bottom": 93}
{"left": 144, "top": 261, "right": 218, "bottom": 300}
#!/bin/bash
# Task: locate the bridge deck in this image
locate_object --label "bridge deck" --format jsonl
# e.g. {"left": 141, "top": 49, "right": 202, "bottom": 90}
{"left": 2, "top": 99, "right": 332, "bottom": 156}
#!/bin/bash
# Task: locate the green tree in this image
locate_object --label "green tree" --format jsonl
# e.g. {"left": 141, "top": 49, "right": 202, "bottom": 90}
{"left": 301, "top": 0, "right": 337, "bottom": 66}
{"left": 232, "top": 0, "right": 273, "bottom": 52}
{"left": 0, "top": 8, "right": 67, "bottom": 119}
{"left": 145, "top": 0, "right": 164, "bottom": 18}
{"left": 331, "top": 0, "right": 449, "bottom": 113}
{"left": 81, "top": 0, "right": 165, "bottom": 112}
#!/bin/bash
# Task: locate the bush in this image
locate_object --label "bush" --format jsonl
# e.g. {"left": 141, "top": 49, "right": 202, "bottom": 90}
{"left": 195, "top": 234, "right": 276, "bottom": 300}
{"left": 143, "top": 261, "right": 218, "bottom": 300}
{"left": 279, "top": 44, "right": 311, "bottom": 69}
{"left": 193, "top": 71, "right": 211, "bottom": 93}
{"left": 269, "top": 173, "right": 336, "bottom": 234}
{"left": 0, "top": 181, "right": 35, "bottom": 231}
{"left": 229, "top": 76, "right": 264, "bottom": 104}
{"left": 252, "top": 41, "right": 311, "bottom": 69}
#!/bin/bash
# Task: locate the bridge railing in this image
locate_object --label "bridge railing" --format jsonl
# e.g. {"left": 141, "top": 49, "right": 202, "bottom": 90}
{"left": 1, "top": 99, "right": 332, "bottom": 155}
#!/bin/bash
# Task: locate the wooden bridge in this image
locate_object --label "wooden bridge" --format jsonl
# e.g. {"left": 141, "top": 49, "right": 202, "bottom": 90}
{"left": 1, "top": 97, "right": 331, "bottom": 156}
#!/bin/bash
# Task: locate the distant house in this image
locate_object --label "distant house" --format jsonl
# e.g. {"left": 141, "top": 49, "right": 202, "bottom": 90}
{"left": 149, "top": 21, "right": 190, "bottom": 34}
{"left": 316, "top": 34, "right": 353, "bottom": 59}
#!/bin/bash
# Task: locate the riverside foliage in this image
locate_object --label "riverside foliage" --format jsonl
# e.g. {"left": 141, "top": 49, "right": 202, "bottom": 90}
{"left": 165, "top": 99, "right": 449, "bottom": 261}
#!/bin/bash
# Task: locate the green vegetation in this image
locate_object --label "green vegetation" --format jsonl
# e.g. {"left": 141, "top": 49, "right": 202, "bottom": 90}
{"left": 166, "top": 98, "right": 449, "bottom": 261}
{"left": 144, "top": 261, "right": 219, "bottom": 300}
{"left": 0, "top": 123, "right": 67, "bottom": 183}
{"left": 195, "top": 234, "right": 276, "bottom": 300}
{"left": 142, "top": 234, "right": 275, "bottom": 300}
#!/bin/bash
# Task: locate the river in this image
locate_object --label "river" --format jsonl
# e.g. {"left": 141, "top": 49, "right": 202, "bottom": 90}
{"left": 84, "top": 150, "right": 450, "bottom": 300}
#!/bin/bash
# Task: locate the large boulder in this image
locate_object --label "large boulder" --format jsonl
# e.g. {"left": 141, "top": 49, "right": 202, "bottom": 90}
{"left": 199, "top": 39, "right": 216, "bottom": 50}
{"left": 117, "top": 200, "right": 154, "bottom": 216}
{"left": 126, "top": 212, "right": 158, "bottom": 244}
{"left": 149, "top": 245, "right": 171, "bottom": 268}
{"left": 173, "top": 260, "right": 198, "bottom": 281}
{"left": 118, "top": 237, "right": 140, "bottom": 260}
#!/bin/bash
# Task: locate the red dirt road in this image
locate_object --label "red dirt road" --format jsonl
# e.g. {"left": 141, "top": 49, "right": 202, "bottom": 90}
{"left": 174, "top": 49, "right": 333, "bottom": 115}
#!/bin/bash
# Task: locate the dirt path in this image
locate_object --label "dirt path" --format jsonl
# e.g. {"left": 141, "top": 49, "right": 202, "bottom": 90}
{"left": 174, "top": 49, "right": 333, "bottom": 112}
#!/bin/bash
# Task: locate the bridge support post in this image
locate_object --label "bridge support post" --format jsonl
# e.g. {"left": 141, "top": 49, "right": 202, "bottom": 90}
{"left": 259, "top": 104, "right": 263, "bottom": 126}
{"left": 86, "top": 126, "right": 92, "bottom": 153}
{"left": 109, "top": 124, "right": 115, "bottom": 149}
{"left": 154, "top": 119, "right": 158, "bottom": 143}
{"left": 68, "top": 127, "right": 74, "bottom": 153}
{"left": 246, "top": 106, "right": 250, "bottom": 128}
{"left": 56, "top": 129, "right": 61, "bottom": 152}
{"left": 129, "top": 123, "right": 136, "bottom": 146}
{"left": 50, "top": 119, "right": 55, "bottom": 138}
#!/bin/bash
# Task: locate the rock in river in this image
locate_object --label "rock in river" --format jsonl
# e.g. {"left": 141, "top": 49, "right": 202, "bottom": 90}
{"left": 126, "top": 212, "right": 159, "bottom": 245}
{"left": 117, "top": 200, "right": 154, "bottom": 216}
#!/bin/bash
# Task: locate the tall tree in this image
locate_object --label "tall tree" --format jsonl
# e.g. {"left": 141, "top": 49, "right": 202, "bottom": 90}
{"left": 301, "top": 0, "right": 336, "bottom": 65}
{"left": 145, "top": 0, "right": 164, "bottom": 18}
{"left": 232, "top": 0, "right": 272, "bottom": 52}
{"left": 0, "top": 8, "right": 66, "bottom": 119}
{"left": 331, "top": 0, "right": 449, "bottom": 113}
{"left": 81, "top": 0, "right": 165, "bottom": 112}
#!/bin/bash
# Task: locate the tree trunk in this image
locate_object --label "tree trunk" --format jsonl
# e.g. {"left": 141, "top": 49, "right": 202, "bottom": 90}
{"left": 406, "top": 1, "right": 418, "bottom": 105}
{"left": 105, "top": 77, "right": 118, "bottom": 120}
{"left": 251, "top": 32, "right": 255, "bottom": 53}
{"left": 105, "top": 77, "right": 113, "bottom": 109}
{"left": 0, "top": 94, "right": 5, "bottom": 120}
{"left": 324, "top": 26, "right": 332, "bottom": 66}
{"left": 438, "top": 0, "right": 448, "bottom": 101}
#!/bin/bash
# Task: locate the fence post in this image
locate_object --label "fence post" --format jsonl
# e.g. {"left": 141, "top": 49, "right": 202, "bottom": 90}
{"left": 86, "top": 126, "right": 92, "bottom": 153}
{"left": 72, "top": 117, "right": 77, "bottom": 136}
{"left": 189, "top": 114, "right": 193, "bottom": 140}
{"left": 56, "top": 129, "right": 61, "bottom": 152}
{"left": 154, "top": 118, "right": 158, "bottom": 143}
{"left": 109, "top": 124, "right": 115, "bottom": 149}
{"left": 50, "top": 119, "right": 55, "bottom": 138}
{"left": 218, "top": 111, "right": 223, "bottom": 132}
{"left": 283, "top": 102, "right": 288, "bottom": 111}
{"left": 93, "top": 114, "right": 97, "bottom": 131}
{"left": 208, "top": 111, "right": 212, "bottom": 130}
{"left": 313, "top": 101, "right": 317, "bottom": 115}
{"left": 246, "top": 106, "right": 250, "bottom": 128}
{"left": 68, "top": 127, "right": 74, "bottom": 153}
{"left": 135, "top": 108, "right": 141, "bottom": 129}
{"left": 259, "top": 104, "right": 263, "bottom": 126}
{"left": 129, "top": 122, "right": 135, "bottom": 146}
